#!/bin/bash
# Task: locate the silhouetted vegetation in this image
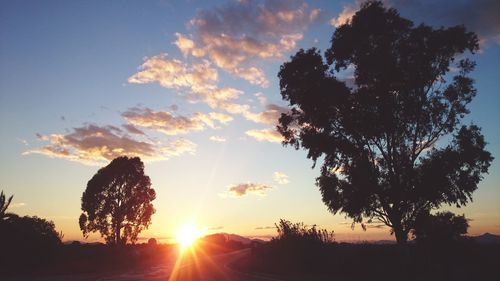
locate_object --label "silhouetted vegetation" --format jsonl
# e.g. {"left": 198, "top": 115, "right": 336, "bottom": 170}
{"left": 79, "top": 156, "right": 156, "bottom": 245}
{"left": 273, "top": 219, "right": 334, "bottom": 246}
{"left": 412, "top": 211, "right": 469, "bottom": 245}
{"left": 277, "top": 0, "right": 493, "bottom": 245}
{"left": 249, "top": 220, "right": 334, "bottom": 272}
{"left": 0, "top": 191, "right": 63, "bottom": 272}
{"left": 243, "top": 219, "right": 500, "bottom": 281}
{"left": 0, "top": 190, "right": 14, "bottom": 220}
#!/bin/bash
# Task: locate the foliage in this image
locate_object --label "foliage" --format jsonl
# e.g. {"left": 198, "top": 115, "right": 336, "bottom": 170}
{"left": 411, "top": 211, "right": 469, "bottom": 244}
{"left": 79, "top": 156, "right": 156, "bottom": 245}
{"left": 0, "top": 215, "right": 63, "bottom": 248}
{"left": 250, "top": 220, "right": 335, "bottom": 274}
{"left": 273, "top": 219, "right": 334, "bottom": 245}
{"left": 0, "top": 215, "right": 63, "bottom": 270}
{"left": 0, "top": 190, "right": 14, "bottom": 220}
{"left": 277, "top": 1, "right": 493, "bottom": 244}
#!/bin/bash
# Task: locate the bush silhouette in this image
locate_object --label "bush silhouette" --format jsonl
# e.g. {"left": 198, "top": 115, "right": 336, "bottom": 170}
{"left": 0, "top": 215, "right": 62, "bottom": 269}
{"left": 253, "top": 219, "right": 334, "bottom": 273}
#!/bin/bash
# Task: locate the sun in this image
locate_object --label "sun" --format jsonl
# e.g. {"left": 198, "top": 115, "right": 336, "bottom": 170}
{"left": 176, "top": 224, "right": 203, "bottom": 249}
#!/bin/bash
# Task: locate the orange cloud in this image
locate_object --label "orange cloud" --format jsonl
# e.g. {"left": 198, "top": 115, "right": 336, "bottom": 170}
{"left": 24, "top": 125, "right": 196, "bottom": 165}
{"left": 330, "top": 4, "right": 357, "bottom": 27}
{"left": 122, "top": 107, "right": 232, "bottom": 135}
{"left": 243, "top": 104, "right": 289, "bottom": 125}
{"left": 245, "top": 128, "right": 284, "bottom": 143}
{"left": 128, "top": 54, "right": 217, "bottom": 91}
{"left": 225, "top": 183, "right": 273, "bottom": 197}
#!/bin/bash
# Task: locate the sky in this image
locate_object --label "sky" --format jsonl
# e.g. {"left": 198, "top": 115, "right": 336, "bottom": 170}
{"left": 1, "top": 0, "right": 499, "bottom": 243}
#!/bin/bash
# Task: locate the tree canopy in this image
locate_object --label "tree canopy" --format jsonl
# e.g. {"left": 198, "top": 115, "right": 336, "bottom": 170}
{"left": 79, "top": 156, "right": 156, "bottom": 245}
{"left": 277, "top": 1, "right": 492, "bottom": 244}
{"left": 411, "top": 211, "right": 469, "bottom": 244}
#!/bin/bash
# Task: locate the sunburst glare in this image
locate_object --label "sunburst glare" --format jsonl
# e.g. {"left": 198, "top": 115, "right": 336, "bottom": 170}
{"left": 176, "top": 224, "right": 204, "bottom": 249}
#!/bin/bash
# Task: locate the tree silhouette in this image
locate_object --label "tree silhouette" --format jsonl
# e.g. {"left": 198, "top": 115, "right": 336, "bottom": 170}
{"left": 411, "top": 211, "right": 469, "bottom": 244}
{"left": 79, "top": 156, "right": 156, "bottom": 245}
{"left": 0, "top": 190, "right": 15, "bottom": 220}
{"left": 277, "top": 1, "right": 492, "bottom": 244}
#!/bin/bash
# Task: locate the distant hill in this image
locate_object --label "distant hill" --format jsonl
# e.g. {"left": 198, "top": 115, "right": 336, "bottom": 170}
{"left": 205, "top": 233, "right": 268, "bottom": 245}
{"left": 473, "top": 233, "right": 500, "bottom": 244}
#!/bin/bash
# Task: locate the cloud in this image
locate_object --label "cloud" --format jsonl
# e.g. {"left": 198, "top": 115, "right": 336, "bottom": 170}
{"left": 224, "top": 183, "right": 273, "bottom": 197}
{"left": 122, "top": 107, "right": 231, "bottom": 135}
{"left": 9, "top": 202, "right": 26, "bottom": 209}
{"left": 128, "top": 53, "right": 218, "bottom": 92}
{"left": 207, "top": 226, "right": 224, "bottom": 231}
{"left": 218, "top": 101, "right": 289, "bottom": 127}
{"left": 330, "top": 4, "right": 357, "bottom": 27}
{"left": 189, "top": 87, "right": 244, "bottom": 109}
{"left": 128, "top": 56, "right": 245, "bottom": 111}
{"left": 209, "top": 136, "right": 227, "bottom": 142}
{"left": 242, "top": 104, "right": 289, "bottom": 125}
{"left": 175, "top": 0, "right": 320, "bottom": 86}
{"left": 245, "top": 128, "right": 284, "bottom": 143}
{"left": 24, "top": 124, "right": 196, "bottom": 165}
{"left": 208, "top": 112, "right": 233, "bottom": 124}
{"left": 255, "top": 226, "right": 277, "bottom": 230}
{"left": 273, "top": 172, "right": 290, "bottom": 184}
{"left": 122, "top": 124, "right": 145, "bottom": 135}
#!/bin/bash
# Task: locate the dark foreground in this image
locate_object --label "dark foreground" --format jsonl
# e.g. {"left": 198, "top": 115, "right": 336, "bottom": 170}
{"left": 2, "top": 240, "right": 500, "bottom": 281}
{"left": 243, "top": 242, "right": 500, "bottom": 281}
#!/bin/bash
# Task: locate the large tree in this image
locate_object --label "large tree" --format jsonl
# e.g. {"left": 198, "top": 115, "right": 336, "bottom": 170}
{"left": 79, "top": 156, "right": 156, "bottom": 245}
{"left": 277, "top": 1, "right": 492, "bottom": 244}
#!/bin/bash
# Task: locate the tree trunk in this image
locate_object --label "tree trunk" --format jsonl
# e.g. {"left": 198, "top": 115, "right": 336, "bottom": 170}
{"left": 115, "top": 223, "right": 121, "bottom": 245}
{"left": 395, "top": 228, "right": 408, "bottom": 245}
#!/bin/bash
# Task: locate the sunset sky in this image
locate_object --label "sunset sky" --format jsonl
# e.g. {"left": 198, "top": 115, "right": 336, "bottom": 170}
{"left": 1, "top": 0, "right": 499, "bottom": 243}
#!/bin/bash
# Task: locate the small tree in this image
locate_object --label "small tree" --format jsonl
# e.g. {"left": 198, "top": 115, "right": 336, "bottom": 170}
{"left": 277, "top": 1, "right": 492, "bottom": 244}
{"left": 79, "top": 156, "right": 156, "bottom": 245}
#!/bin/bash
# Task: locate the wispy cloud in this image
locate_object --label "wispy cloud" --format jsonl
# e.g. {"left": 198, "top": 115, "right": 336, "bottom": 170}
{"left": 255, "top": 226, "right": 277, "bottom": 230}
{"left": 122, "top": 107, "right": 232, "bottom": 135}
{"left": 128, "top": 54, "right": 218, "bottom": 91}
{"left": 175, "top": 0, "right": 320, "bottom": 86}
{"left": 127, "top": 54, "right": 246, "bottom": 112}
{"left": 9, "top": 202, "right": 26, "bottom": 209}
{"left": 242, "top": 104, "right": 289, "bottom": 125}
{"left": 273, "top": 171, "right": 290, "bottom": 184}
{"left": 122, "top": 124, "right": 145, "bottom": 135}
{"left": 209, "top": 136, "right": 227, "bottom": 142}
{"left": 207, "top": 226, "right": 224, "bottom": 231}
{"left": 223, "top": 183, "right": 273, "bottom": 197}
{"left": 24, "top": 125, "right": 196, "bottom": 165}
{"left": 245, "top": 128, "right": 284, "bottom": 143}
